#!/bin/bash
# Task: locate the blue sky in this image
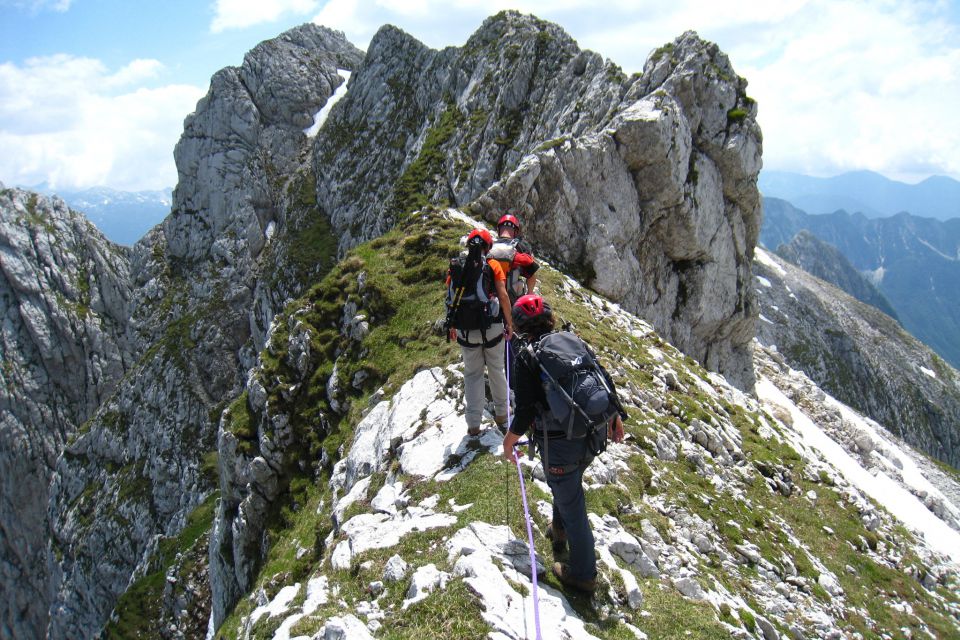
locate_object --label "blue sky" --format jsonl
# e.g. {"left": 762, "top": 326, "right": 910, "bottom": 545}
{"left": 1, "top": 0, "right": 959, "bottom": 192}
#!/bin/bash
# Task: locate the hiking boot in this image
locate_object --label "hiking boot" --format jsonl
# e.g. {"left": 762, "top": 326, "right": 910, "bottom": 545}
{"left": 467, "top": 425, "right": 481, "bottom": 437}
{"left": 545, "top": 522, "right": 567, "bottom": 555}
{"left": 552, "top": 562, "right": 596, "bottom": 593}
{"left": 495, "top": 415, "right": 508, "bottom": 434}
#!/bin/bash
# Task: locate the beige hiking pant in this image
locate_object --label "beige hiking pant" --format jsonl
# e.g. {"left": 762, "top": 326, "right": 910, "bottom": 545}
{"left": 458, "top": 323, "right": 508, "bottom": 429}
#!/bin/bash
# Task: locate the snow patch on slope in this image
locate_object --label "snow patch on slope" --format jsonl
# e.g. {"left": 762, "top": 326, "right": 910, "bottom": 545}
{"left": 757, "top": 377, "right": 960, "bottom": 564}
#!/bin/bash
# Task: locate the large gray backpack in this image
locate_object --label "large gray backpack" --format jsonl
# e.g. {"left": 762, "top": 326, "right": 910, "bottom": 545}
{"left": 527, "top": 331, "right": 620, "bottom": 453}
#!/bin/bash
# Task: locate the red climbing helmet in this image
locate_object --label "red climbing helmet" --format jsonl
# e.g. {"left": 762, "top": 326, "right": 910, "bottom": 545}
{"left": 512, "top": 294, "right": 552, "bottom": 334}
{"left": 497, "top": 214, "right": 521, "bottom": 233}
{"left": 466, "top": 228, "right": 493, "bottom": 250}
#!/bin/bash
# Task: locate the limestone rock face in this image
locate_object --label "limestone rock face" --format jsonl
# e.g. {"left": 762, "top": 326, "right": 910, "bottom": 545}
{"left": 39, "top": 25, "right": 365, "bottom": 640}
{"left": 167, "top": 24, "right": 362, "bottom": 265}
{"left": 474, "top": 32, "right": 762, "bottom": 389}
{"left": 312, "top": 15, "right": 761, "bottom": 388}
{"left": 0, "top": 188, "right": 133, "bottom": 640}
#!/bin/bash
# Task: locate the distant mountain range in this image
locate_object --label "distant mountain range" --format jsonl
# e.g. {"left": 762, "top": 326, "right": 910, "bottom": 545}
{"left": 761, "top": 197, "right": 960, "bottom": 368}
{"left": 759, "top": 170, "right": 960, "bottom": 220}
{"left": 28, "top": 184, "right": 172, "bottom": 246}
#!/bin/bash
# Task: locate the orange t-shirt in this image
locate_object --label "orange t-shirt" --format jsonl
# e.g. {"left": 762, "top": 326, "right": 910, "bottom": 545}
{"left": 487, "top": 258, "right": 507, "bottom": 283}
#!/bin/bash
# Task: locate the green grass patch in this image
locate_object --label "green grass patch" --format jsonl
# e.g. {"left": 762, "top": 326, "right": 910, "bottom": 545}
{"left": 632, "top": 581, "right": 731, "bottom": 639}
{"left": 726, "top": 108, "right": 748, "bottom": 124}
{"left": 220, "top": 393, "right": 260, "bottom": 460}
{"left": 390, "top": 105, "right": 464, "bottom": 218}
{"left": 534, "top": 136, "right": 569, "bottom": 153}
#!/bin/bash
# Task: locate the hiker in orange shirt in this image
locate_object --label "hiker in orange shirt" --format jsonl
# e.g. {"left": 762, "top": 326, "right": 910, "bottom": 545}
{"left": 487, "top": 214, "right": 539, "bottom": 304}
{"left": 444, "top": 228, "right": 514, "bottom": 435}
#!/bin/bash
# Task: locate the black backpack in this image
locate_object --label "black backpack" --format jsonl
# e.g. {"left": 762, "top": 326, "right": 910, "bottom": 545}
{"left": 526, "top": 331, "right": 621, "bottom": 454}
{"left": 444, "top": 246, "right": 499, "bottom": 333}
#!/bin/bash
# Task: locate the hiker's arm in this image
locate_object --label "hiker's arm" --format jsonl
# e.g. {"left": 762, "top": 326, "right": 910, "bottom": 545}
{"left": 502, "top": 430, "right": 522, "bottom": 462}
{"left": 509, "top": 354, "right": 538, "bottom": 436}
{"left": 609, "top": 414, "right": 624, "bottom": 443}
{"left": 512, "top": 252, "right": 539, "bottom": 294}
{"left": 494, "top": 279, "right": 513, "bottom": 340}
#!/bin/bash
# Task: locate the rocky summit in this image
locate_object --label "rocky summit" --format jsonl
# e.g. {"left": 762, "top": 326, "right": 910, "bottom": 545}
{"left": 0, "top": 11, "right": 957, "bottom": 640}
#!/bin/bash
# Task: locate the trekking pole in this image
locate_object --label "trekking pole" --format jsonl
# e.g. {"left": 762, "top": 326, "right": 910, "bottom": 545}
{"left": 512, "top": 439, "right": 543, "bottom": 640}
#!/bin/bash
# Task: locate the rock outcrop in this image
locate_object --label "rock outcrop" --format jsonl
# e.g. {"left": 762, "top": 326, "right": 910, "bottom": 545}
{"left": 39, "top": 25, "right": 365, "bottom": 639}
{"left": 753, "top": 247, "right": 960, "bottom": 469}
{"left": 0, "top": 187, "right": 133, "bottom": 639}
{"left": 474, "top": 30, "right": 762, "bottom": 389}
{"left": 167, "top": 25, "right": 362, "bottom": 266}
{"left": 313, "top": 13, "right": 626, "bottom": 252}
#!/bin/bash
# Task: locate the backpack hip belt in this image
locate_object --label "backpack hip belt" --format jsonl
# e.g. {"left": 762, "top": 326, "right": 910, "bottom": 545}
{"left": 457, "top": 327, "right": 503, "bottom": 349}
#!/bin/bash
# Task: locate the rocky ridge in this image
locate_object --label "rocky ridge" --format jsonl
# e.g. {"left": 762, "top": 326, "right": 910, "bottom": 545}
{"left": 207, "top": 15, "right": 763, "bottom": 635}
{"left": 36, "top": 24, "right": 365, "bottom": 640}
{"left": 313, "top": 14, "right": 627, "bottom": 253}
{"left": 213, "top": 211, "right": 960, "bottom": 638}
{"left": 0, "top": 186, "right": 133, "bottom": 639}
{"left": 313, "top": 12, "right": 762, "bottom": 390}
{"left": 753, "top": 247, "right": 960, "bottom": 469}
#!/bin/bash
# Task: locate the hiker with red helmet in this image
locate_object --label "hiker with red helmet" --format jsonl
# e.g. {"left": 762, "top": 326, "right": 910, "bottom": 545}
{"left": 502, "top": 294, "right": 626, "bottom": 593}
{"left": 488, "top": 213, "right": 539, "bottom": 304}
{"left": 444, "top": 228, "right": 514, "bottom": 435}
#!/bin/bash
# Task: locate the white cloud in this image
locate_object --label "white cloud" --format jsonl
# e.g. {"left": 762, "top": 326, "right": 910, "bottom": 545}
{"left": 105, "top": 59, "right": 165, "bottom": 88}
{"left": 210, "top": 0, "right": 320, "bottom": 33}
{"left": 0, "top": 55, "right": 204, "bottom": 191}
{"left": 733, "top": 0, "right": 960, "bottom": 181}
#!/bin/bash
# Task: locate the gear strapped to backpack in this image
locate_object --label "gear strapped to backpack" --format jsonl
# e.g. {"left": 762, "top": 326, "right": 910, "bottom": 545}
{"left": 524, "top": 330, "right": 621, "bottom": 455}
{"left": 444, "top": 244, "right": 501, "bottom": 346}
{"left": 488, "top": 237, "right": 537, "bottom": 302}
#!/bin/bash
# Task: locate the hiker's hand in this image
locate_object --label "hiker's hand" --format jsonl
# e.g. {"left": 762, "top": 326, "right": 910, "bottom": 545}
{"left": 609, "top": 415, "right": 624, "bottom": 443}
{"left": 504, "top": 324, "right": 513, "bottom": 341}
{"left": 502, "top": 431, "right": 521, "bottom": 462}
{"left": 448, "top": 328, "right": 457, "bottom": 342}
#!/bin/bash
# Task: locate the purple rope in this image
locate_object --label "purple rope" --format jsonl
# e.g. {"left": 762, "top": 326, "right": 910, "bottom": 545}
{"left": 507, "top": 338, "right": 543, "bottom": 640}
{"left": 512, "top": 443, "right": 543, "bottom": 640}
